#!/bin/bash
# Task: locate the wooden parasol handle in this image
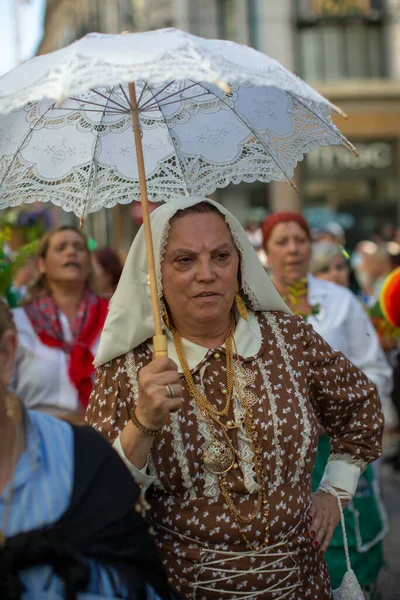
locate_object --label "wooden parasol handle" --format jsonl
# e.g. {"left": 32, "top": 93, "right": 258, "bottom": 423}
{"left": 128, "top": 81, "right": 167, "bottom": 358}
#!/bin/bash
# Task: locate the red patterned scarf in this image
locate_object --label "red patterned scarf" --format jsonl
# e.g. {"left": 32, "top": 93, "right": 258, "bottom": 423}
{"left": 24, "top": 290, "right": 109, "bottom": 408}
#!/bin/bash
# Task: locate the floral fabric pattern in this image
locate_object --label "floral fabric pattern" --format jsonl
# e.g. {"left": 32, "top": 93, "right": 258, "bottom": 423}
{"left": 86, "top": 312, "right": 383, "bottom": 600}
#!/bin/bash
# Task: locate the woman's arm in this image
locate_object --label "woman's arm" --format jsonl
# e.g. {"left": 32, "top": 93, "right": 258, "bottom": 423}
{"left": 299, "top": 316, "right": 384, "bottom": 554}
{"left": 86, "top": 354, "right": 182, "bottom": 490}
{"left": 301, "top": 316, "right": 384, "bottom": 483}
{"left": 85, "top": 358, "right": 155, "bottom": 488}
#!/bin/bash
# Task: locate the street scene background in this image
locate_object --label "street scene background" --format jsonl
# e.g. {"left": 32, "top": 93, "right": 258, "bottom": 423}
{"left": 1, "top": 1, "right": 400, "bottom": 598}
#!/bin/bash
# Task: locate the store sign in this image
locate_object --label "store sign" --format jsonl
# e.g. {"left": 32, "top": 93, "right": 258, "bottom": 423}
{"left": 304, "top": 141, "right": 395, "bottom": 178}
{"left": 312, "top": 0, "right": 371, "bottom": 16}
{"left": 298, "top": 0, "right": 382, "bottom": 19}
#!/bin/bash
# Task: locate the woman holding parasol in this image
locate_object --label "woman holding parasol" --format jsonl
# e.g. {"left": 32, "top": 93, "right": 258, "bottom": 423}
{"left": 86, "top": 196, "right": 383, "bottom": 599}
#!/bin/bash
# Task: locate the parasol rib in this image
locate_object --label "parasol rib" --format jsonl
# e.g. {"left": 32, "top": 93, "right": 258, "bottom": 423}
{"left": 80, "top": 86, "right": 119, "bottom": 224}
{"left": 192, "top": 81, "right": 299, "bottom": 191}
{"left": 139, "top": 81, "right": 199, "bottom": 111}
{"left": 287, "top": 92, "right": 358, "bottom": 156}
{"left": 91, "top": 89, "right": 131, "bottom": 113}
{"left": 144, "top": 83, "right": 191, "bottom": 197}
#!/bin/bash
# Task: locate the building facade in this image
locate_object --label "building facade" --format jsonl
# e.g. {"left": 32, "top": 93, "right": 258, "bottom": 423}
{"left": 140, "top": 0, "right": 400, "bottom": 242}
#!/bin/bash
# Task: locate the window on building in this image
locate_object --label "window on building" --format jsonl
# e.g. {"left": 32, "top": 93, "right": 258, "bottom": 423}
{"left": 296, "top": 0, "right": 386, "bottom": 80}
{"left": 216, "top": 0, "right": 238, "bottom": 41}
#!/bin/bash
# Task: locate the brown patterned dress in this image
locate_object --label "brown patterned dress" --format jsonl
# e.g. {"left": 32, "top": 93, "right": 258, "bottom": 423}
{"left": 86, "top": 312, "right": 383, "bottom": 600}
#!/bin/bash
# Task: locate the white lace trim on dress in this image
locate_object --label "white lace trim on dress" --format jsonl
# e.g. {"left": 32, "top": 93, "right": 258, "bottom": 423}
{"left": 266, "top": 312, "right": 312, "bottom": 482}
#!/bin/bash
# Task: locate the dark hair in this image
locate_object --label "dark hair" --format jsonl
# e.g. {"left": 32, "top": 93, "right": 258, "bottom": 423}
{"left": 170, "top": 201, "right": 224, "bottom": 223}
{"left": 0, "top": 299, "right": 16, "bottom": 339}
{"left": 25, "top": 226, "right": 93, "bottom": 302}
{"left": 93, "top": 247, "right": 123, "bottom": 288}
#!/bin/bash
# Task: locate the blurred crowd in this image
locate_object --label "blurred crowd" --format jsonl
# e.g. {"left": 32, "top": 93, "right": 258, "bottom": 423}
{"left": 0, "top": 210, "right": 397, "bottom": 599}
{"left": 246, "top": 216, "right": 400, "bottom": 437}
{"left": 5, "top": 216, "right": 400, "bottom": 434}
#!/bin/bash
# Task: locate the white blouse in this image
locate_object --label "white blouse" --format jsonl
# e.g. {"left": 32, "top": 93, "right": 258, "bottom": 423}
{"left": 11, "top": 308, "right": 101, "bottom": 415}
{"left": 307, "top": 275, "right": 392, "bottom": 403}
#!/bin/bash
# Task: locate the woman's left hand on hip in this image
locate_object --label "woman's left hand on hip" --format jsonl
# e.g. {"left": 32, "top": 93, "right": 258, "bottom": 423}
{"left": 308, "top": 491, "right": 349, "bottom": 556}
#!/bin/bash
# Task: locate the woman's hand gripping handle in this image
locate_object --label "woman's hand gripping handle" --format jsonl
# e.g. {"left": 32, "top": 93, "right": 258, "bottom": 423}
{"left": 120, "top": 357, "right": 182, "bottom": 469}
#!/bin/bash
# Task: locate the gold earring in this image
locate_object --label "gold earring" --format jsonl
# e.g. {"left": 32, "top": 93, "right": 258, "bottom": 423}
{"left": 235, "top": 282, "right": 248, "bottom": 322}
{"left": 5, "top": 392, "right": 22, "bottom": 424}
{"left": 161, "top": 298, "right": 171, "bottom": 330}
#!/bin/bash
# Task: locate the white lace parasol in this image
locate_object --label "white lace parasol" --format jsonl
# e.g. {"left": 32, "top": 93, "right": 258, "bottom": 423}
{"left": 0, "top": 28, "right": 355, "bottom": 219}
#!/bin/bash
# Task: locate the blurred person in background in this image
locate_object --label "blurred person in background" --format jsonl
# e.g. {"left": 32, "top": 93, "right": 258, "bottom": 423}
{"left": 0, "top": 299, "right": 176, "bottom": 600}
{"left": 311, "top": 242, "right": 397, "bottom": 432}
{"left": 310, "top": 242, "right": 361, "bottom": 298}
{"left": 352, "top": 242, "right": 394, "bottom": 305}
{"left": 262, "top": 212, "right": 391, "bottom": 599}
{"left": 313, "top": 222, "right": 345, "bottom": 247}
{"left": 91, "top": 246, "right": 123, "bottom": 299}
{"left": 310, "top": 243, "right": 350, "bottom": 288}
{"left": 10, "top": 226, "right": 108, "bottom": 425}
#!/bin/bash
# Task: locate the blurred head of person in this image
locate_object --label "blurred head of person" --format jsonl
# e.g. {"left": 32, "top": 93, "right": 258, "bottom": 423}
{"left": 262, "top": 212, "right": 312, "bottom": 286}
{"left": 91, "top": 247, "right": 123, "bottom": 298}
{"left": 26, "top": 226, "right": 92, "bottom": 302}
{"left": 352, "top": 241, "right": 394, "bottom": 297}
{"left": 310, "top": 243, "right": 350, "bottom": 288}
{"left": 314, "top": 222, "right": 345, "bottom": 246}
{"left": 364, "top": 246, "right": 393, "bottom": 280}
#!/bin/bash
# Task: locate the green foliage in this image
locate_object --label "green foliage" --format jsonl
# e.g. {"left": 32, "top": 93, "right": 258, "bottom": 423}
{"left": 0, "top": 228, "right": 38, "bottom": 305}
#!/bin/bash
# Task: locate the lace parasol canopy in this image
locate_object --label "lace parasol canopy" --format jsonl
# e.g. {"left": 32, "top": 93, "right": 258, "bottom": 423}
{"left": 0, "top": 28, "right": 355, "bottom": 219}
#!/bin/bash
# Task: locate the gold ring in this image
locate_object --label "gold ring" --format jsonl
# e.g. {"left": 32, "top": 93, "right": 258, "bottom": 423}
{"left": 166, "top": 383, "right": 176, "bottom": 399}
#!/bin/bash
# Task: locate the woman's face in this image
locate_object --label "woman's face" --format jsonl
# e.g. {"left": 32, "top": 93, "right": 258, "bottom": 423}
{"left": 266, "top": 221, "right": 311, "bottom": 283}
{"left": 161, "top": 212, "right": 239, "bottom": 330}
{"left": 40, "top": 230, "right": 91, "bottom": 288}
{"left": 316, "top": 255, "right": 349, "bottom": 288}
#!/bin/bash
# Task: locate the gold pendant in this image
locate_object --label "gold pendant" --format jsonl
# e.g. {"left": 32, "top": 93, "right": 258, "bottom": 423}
{"left": 203, "top": 441, "right": 235, "bottom": 474}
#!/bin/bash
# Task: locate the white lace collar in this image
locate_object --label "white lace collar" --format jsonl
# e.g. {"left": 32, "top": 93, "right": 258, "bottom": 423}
{"left": 149, "top": 310, "right": 262, "bottom": 372}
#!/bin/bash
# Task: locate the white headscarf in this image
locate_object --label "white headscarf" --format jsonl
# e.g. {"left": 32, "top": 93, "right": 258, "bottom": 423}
{"left": 94, "top": 196, "right": 290, "bottom": 367}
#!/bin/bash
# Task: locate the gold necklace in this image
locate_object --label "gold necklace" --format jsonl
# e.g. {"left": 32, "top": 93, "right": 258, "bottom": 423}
{"left": 0, "top": 394, "right": 24, "bottom": 548}
{"left": 200, "top": 376, "right": 270, "bottom": 547}
{"left": 172, "top": 325, "right": 270, "bottom": 548}
{"left": 172, "top": 318, "right": 235, "bottom": 418}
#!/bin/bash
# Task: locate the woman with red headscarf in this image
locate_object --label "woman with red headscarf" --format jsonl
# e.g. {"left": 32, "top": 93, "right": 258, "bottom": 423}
{"left": 10, "top": 226, "right": 109, "bottom": 425}
{"left": 262, "top": 212, "right": 391, "bottom": 598}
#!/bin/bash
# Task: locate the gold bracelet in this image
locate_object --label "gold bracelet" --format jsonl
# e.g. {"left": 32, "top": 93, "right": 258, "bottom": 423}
{"left": 129, "top": 408, "right": 162, "bottom": 437}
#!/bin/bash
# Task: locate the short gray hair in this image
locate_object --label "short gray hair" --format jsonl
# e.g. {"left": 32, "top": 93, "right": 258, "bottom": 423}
{"left": 310, "top": 242, "right": 346, "bottom": 276}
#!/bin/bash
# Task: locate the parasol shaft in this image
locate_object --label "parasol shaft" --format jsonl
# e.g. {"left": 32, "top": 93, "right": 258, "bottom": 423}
{"left": 128, "top": 81, "right": 167, "bottom": 358}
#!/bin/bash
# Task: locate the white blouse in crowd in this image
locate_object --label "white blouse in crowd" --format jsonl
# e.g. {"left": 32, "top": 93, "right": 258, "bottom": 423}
{"left": 307, "top": 275, "right": 392, "bottom": 403}
{"left": 11, "top": 308, "right": 101, "bottom": 415}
